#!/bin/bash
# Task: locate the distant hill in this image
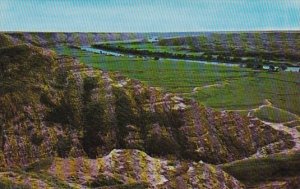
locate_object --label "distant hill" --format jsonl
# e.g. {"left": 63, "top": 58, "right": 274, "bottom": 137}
{"left": 5, "top": 32, "right": 207, "bottom": 46}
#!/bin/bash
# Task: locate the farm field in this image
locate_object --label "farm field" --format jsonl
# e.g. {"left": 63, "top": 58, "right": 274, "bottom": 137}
{"left": 53, "top": 45, "right": 300, "bottom": 123}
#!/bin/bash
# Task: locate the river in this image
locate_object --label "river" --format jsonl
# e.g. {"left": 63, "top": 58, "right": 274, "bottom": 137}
{"left": 80, "top": 46, "right": 300, "bottom": 72}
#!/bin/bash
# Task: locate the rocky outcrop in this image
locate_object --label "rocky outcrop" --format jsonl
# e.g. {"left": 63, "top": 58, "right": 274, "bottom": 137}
{"left": 50, "top": 149, "right": 246, "bottom": 188}
{"left": 0, "top": 149, "right": 245, "bottom": 188}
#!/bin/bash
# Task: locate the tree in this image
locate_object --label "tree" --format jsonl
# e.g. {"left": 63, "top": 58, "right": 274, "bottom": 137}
{"left": 245, "top": 62, "right": 253, "bottom": 68}
{"left": 279, "top": 64, "right": 288, "bottom": 71}
{"left": 198, "top": 36, "right": 208, "bottom": 51}
{"left": 206, "top": 54, "right": 213, "bottom": 60}
{"left": 217, "top": 55, "right": 225, "bottom": 61}
{"left": 268, "top": 65, "right": 275, "bottom": 72}
{"left": 172, "top": 38, "right": 181, "bottom": 46}
{"left": 113, "top": 87, "right": 136, "bottom": 148}
{"left": 232, "top": 57, "right": 242, "bottom": 62}
{"left": 253, "top": 63, "right": 263, "bottom": 70}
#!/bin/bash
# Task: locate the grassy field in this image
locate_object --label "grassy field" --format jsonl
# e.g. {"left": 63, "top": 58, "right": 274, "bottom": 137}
{"left": 53, "top": 46, "right": 300, "bottom": 120}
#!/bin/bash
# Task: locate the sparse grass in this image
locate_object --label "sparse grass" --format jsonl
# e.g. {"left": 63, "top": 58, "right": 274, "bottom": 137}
{"left": 254, "top": 106, "right": 299, "bottom": 123}
{"left": 52, "top": 46, "right": 300, "bottom": 117}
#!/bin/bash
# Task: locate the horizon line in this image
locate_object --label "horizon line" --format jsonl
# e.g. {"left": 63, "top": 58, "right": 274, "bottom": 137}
{"left": 2, "top": 29, "right": 300, "bottom": 34}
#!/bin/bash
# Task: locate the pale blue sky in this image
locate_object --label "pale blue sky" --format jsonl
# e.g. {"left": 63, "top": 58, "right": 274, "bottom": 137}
{"left": 0, "top": 0, "right": 300, "bottom": 32}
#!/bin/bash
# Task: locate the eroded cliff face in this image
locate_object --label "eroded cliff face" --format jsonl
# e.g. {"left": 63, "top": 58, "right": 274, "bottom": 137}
{"left": 0, "top": 34, "right": 296, "bottom": 188}
{"left": 0, "top": 44, "right": 293, "bottom": 166}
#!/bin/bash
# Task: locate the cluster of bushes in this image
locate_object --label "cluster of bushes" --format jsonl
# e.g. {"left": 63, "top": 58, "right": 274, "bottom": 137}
{"left": 82, "top": 77, "right": 107, "bottom": 158}
{"left": 83, "top": 76, "right": 98, "bottom": 100}
{"left": 82, "top": 101, "right": 106, "bottom": 158}
{"left": 241, "top": 62, "right": 289, "bottom": 72}
{"left": 92, "top": 44, "right": 241, "bottom": 63}
{"left": 113, "top": 87, "right": 138, "bottom": 148}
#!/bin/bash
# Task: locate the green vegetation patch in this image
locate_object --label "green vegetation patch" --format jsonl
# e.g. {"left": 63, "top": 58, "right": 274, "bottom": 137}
{"left": 221, "top": 152, "right": 300, "bottom": 186}
{"left": 254, "top": 106, "right": 299, "bottom": 123}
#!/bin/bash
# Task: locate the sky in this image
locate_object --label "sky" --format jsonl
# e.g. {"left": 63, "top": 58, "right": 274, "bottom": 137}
{"left": 0, "top": 0, "right": 300, "bottom": 32}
